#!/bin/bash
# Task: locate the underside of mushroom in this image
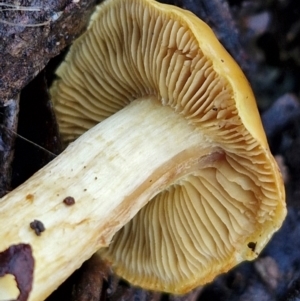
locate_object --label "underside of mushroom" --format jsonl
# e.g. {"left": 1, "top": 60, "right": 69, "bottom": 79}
{"left": 52, "top": 0, "right": 286, "bottom": 294}
{"left": 0, "top": 0, "right": 285, "bottom": 299}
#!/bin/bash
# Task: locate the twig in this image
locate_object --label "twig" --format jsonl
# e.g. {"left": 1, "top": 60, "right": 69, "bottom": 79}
{"left": 0, "top": 3, "right": 41, "bottom": 10}
{"left": 0, "top": 3, "right": 50, "bottom": 27}
{"left": 0, "top": 19, "right": 50, "bottom": 27}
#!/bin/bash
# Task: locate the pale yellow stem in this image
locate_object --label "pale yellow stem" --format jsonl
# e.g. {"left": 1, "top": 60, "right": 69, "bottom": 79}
{"left": 0, "top": 96, "right": 214, "bottom": 301}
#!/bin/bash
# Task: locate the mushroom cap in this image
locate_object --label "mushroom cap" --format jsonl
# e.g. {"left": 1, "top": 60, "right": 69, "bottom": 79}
{"left": 50, "top": 0, "right": 286, "bottom": 294}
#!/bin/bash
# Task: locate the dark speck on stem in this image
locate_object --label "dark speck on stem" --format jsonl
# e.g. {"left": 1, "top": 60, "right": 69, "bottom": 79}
{"left": 30, "top": 220, "right": 45, "bottom": 236}
{"left": 247, "top": 242, "right": 257, "bottom": 252}
{"left": 63, "top": 196, "right": 75, "bottom": 206}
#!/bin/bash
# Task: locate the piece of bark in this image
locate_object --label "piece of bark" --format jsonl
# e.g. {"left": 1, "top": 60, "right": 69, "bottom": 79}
{"left": 0, "top": 0, "right": 97, "bottom": 103}
{"left": 0, "top": 95, "right": 19, "bottom": 197}
{"left": 71, "top": 255, "right": 110, "bottom": 301}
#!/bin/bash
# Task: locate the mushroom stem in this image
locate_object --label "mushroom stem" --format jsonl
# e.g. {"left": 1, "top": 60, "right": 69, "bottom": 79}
{"left": 0, "top": 96, "right": 216, "bottom": 301}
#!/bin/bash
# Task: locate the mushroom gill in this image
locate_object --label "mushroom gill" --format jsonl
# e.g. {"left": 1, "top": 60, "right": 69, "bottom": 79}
{"left": 100, "top": 150, "right": 282, "bottom": 292}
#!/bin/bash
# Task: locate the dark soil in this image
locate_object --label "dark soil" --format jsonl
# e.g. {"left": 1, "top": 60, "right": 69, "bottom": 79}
{"left": 1, "top": 0, "right": 300, "bottom": 300}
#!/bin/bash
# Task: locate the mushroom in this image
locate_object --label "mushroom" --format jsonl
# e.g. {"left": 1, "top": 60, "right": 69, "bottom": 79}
{"left": 0, "top": 0, "right": 286, "bottom": 299}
